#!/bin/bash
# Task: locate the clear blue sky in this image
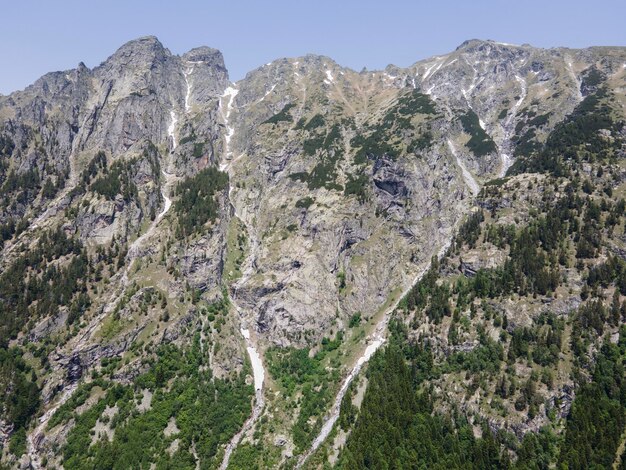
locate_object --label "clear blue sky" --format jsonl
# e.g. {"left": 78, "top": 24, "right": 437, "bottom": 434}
{"left": 1, "top": 0, "right": 625, "bottom": 94}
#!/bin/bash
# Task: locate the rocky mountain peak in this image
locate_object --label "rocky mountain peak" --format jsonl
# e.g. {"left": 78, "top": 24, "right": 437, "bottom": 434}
{"left": 183, "top": 46, "right": 225, "bottom": 68}
{"left": 455, "top": 38, "right": 523, "bottom": 52}
{"left": 115, "top": 35, "right": 167, "bottom": 56}
{"left": 97, "top": 35, "right": 170, "bottom": 74}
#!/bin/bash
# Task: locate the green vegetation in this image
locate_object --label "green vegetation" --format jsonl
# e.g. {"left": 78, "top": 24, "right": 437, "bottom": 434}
{"left": 0, "top": 134, "right": 15, "bottom": 158}
{"left": 228, "top": 442, "right": 280, "bottom": 469}
{"left": 303, "top": 114, "right": 325, "bottom": 131}
{"left": 364, "top": 102, "right": 626, "bottom": 468}
{"left": 344, "top": 173, "right": 370, "bottom": 203}
{"left": 193, "top": 141, "right": 205, "bottom": 158}
{"left": 396, "top": 90, "right": 437, "bottom": 116}
{"left": 47, "top": 381, "right": 103, "bottom": 430}
{"left": 559, "top": 330, "right": 626, "bottom": 469}
{"left": 1, "top": 167, "right": 42, "bottom": 208}
{"left": 459, "top": 110, "right": 497, "bottom": 157}
{"left": 509, "top": 86, "right": 621, "bottom": 176}
{"left": 295, "top": 196, "right": 314, "bottom": 209}
{"left": 291, "top": 123, "right": 344, "bottom": 191}
{"left": 224, "top": 218, "right": 247, "bottom": 282}
{"left": 90, "top": 158, "right": 139, "bottom": 202}
{"left": 174, "top": 167, "right": 228, "bottom": 237}
{"left": 0, "top": 348, "right": 39, "bottom": 438}
{"left": 0, "top": 227, "right": 89, "bottom": 345}
{"left": 80, "top": 151, "right": 108, "bottom": 186}
{"left": 581, "top": 66, "right": 606, "bottom": 92}
{"left": 351, "top": 90, "right": 437, "bottom": 162}
{"left": 59, "top": 341, "right": 253, "bottom": 469}
{"left": 266, "top": 341, "right": 341, "bottom": 450}
{"left": 338, "top": 323, "right": 509, "bottom": 469}
{"left": 263, "top": 103, "right": 296, "bottom": 125}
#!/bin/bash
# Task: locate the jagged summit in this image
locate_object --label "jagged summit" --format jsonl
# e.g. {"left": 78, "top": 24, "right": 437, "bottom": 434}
{"left": 97, "top": 35, "right": 171, "bottom": 71}
{"left": 182, "top": 46, "right": 225, "bottom": 66}
{"left": 112, "top": 35, "right": 168, "bottom": 56}
{"left": 242, "top": 53, "right": 343, "bottom": 80}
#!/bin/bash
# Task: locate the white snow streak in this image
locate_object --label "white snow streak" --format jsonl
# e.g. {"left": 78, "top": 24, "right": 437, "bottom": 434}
{"left": 241, "top": 328, "right": 265, "bottom": 390}
{"left": 448, "top": 139, "right": 480, "bottom": 195}
{"left": 217, "top": 86, "right": 269, "bottom": 469}
{"left": 183, "top": 65, "right": 193, "bottom": 113}
{"left": 498, "top": 74, "right": 527, "bottom": 176}
{"left": 259, "top": 84, "right": 276, "bottom": 102}
{"left": 461, "top": 57, "right": 483, "bottom": 108}
{"left": 422, "top": 57, "right": 444, "bottom": 80}
{"left": 167, "top": 110, "right": 178, "bottom": 149}
{"left": 220, "top": 86, "right": 239, "bottom": 165}
{"left": 127, "top": 110, "right": 178, "bottom": 258}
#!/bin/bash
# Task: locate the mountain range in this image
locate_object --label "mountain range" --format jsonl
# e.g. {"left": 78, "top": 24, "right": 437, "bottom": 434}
{"left": 0, "top": 36, "right": 625, "bottom": 469}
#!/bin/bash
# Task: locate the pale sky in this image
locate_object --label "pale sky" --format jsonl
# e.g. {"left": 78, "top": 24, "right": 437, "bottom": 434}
{"left": 1, "top": 0, "right": 625, "bottom": 94}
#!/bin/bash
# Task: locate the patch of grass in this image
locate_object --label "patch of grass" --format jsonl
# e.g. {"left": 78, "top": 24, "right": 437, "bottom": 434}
{"left": 459, "top": 110, "right": 497, "bottom": 157}
{"left": 223, "top": 218, "right": 247, "bottom": 282}
{"left": 295, "top": 196, "right": 314, "bottom": 209}
{"left": 262, "top": 103, "right": 296, "bottom": 125}
{"left": 303, "top": 114, "right": 325, "bottom": 131}
{"left": 344, "top": 173, "right": 369, "bottom": 203}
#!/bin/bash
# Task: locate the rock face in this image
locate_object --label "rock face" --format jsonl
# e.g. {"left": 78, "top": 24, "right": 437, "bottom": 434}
{"left": 3, "top": 36, "right": 626, "bottom": 348}
{"left": 1, "top": 37, "right": 626, "bottom": 467}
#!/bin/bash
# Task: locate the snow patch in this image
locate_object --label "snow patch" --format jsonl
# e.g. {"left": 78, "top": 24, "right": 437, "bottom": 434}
{"left": 357, "top": 339, "right": 384, "bottom": 367}
{"left": 324, "top": 69, "right": 334, "bottom": 84}
{"left": 241, "top": 328, "right": 265, "bottom": 391}
{"left": 167, "top": 110, "right": 179, "bottom": 149}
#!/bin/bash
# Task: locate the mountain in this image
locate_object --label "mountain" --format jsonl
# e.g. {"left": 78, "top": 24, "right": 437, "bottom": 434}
{"left": 0, "top": 36, "right": 625, "bottom": 469}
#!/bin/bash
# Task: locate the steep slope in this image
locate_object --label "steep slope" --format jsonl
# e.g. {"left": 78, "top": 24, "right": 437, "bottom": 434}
{"left": 0, "top": 37, "right": 625, "bottom": 469}
{"left": 314, "top": 65, "right": 626, "bottom": 470}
